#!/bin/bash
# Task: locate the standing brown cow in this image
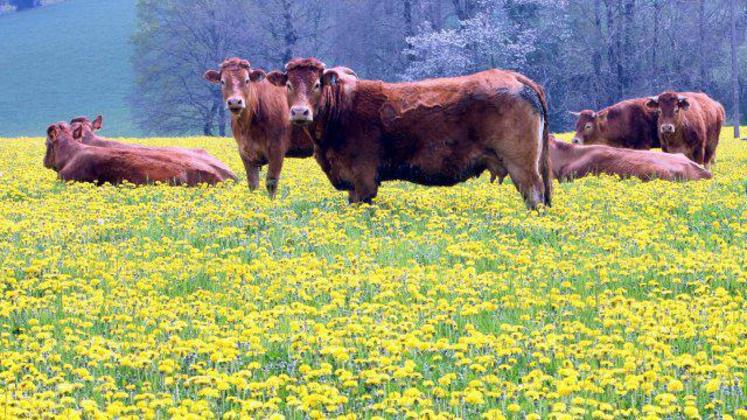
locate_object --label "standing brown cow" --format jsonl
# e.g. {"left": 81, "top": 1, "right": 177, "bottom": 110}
{"left": 44, "top": 123, "right": 226, "bottom": 186}
{"left": 69, "top": 115, "right": 237, "bottom": 182}
{"left": 645, "top": 91, "right": 724, "bottom": 168}
{"left": 203, "top": 58, "right": 314, "bottom": 197}
{"left": 548, "top": 136, "right": 712, "bottom": 182}
{"left": 266, "top": 58, "right": 552, "bottom": 209}
{"left": 570, "top": 98, "right": 660, "bottom": 149}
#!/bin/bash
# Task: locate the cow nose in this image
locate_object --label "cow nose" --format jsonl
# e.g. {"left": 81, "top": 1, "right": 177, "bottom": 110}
{"left": 572, "top": 137, "right": 582, "bottom": 145}
{"left": 290, "top": 106, "right": 313, "bottom": 124}
{"left": 661, "top": 124, "right": 675, "bottom": 134}
{"left": 226, "top": 98, "right": 245, "bottom": 110}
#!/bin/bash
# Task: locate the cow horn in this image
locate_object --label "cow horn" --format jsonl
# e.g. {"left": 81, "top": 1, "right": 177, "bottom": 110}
{"left": 677, "top": 95, "right": 687, "bottom": 102}
{"left": 591, "top": 112, "right": 597, "bottom": 118}
{"left": 568, "top": 111, "right": 582, "bottom": 117}
{"left": 648, "top": 96, "right": 659, "bottom": 104}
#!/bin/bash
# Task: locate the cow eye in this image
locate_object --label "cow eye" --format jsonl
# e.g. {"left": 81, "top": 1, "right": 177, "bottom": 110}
{"left": 221, "top": 80, "right": 226, "bottom": 86}
{"left": 286, "top": 82, "right": 293, "bottom": 91}
{"left": 314, "top": 81, "right": 321, "bottom": 91}
{"left": 244, "top": 78, "right": 251, "bottom": 84}
{"left": 584, "top": 123, "right": 593, "bottom": 131}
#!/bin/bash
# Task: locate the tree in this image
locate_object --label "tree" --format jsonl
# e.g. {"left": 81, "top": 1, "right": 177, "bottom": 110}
{"left": 730, "top": 0, "right": 742, "bottom": 139}
{"left": 402, "top": 0, "right": 541, "bottom": 81}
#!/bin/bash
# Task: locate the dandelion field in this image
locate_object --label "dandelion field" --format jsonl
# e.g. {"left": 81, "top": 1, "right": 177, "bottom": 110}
{"left": 0, "top": 131, "right": 746, "bottom": 419}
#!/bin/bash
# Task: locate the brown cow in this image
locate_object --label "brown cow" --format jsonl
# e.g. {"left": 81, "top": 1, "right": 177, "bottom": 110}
{"left": 645, "top": 91, "right": 724, "bottom": 168}
{"left": 570, "top": 98, "right": 660, "bottom": 149}
{"left": 266, "top": 58, "right": 552, "bottom": 209}
{"left": 203, "top": 58, "right": 314, "bottom": 197}
{"left": 548, "top": 136, "right": 712, "bottom": 182}
{"left": 44, "top": 123, "right": 227, "bottom": 186}
{"left": 69, "top": 115, "right": 237, "bottom": 182}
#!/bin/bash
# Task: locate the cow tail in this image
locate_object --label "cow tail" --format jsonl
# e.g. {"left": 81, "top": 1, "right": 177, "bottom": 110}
{"left": 520, "top": 77, "right": 553, "bottom": 207}
{"left": 540, "top": 92, "right": 552, "bottom": 207}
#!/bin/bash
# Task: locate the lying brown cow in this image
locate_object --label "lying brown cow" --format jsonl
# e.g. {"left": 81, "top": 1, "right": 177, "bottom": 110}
{"left": 490, "top": 136, "right": 711, "bottom": 183}
{"left": 203, "top": 58, "right": 314, "bottom": 197}
{"left": 69, "top": 115, "right": 237, "bottom": 182}
{"left": 548, "top": 137, "right": 712, "bottom": 182}
{"left": 645, "top": 91, "right": 724, "bottom": 168}
{"left": 44, "top": 123, "right": 227, "bottom": 186}
{"left": 570, "top": 98, "right": 660, "bottom": 149}
{"left": 266, "top": 58, "right": 552, "bottom": 209}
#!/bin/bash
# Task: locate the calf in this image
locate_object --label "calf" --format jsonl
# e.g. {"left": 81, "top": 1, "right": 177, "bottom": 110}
{"left": 548, "top": 137, "right": 712, "bottom": 182}
{"left": 203, "top": 58, "right": 314, "bottom": 197}
{"left": 69, "top": 115, "right": 237, "bottom": 182}
{"left": 645, "top": 91, "right": 724, "bottom": 168}
{"left": 570, "top": 98, "right": 660, "bottom": 149}
{"left": 44, "top": 123, "right": 226, "bottom": 186}
{"left": 267, "top": 58, "right": 552, "bottom": 209}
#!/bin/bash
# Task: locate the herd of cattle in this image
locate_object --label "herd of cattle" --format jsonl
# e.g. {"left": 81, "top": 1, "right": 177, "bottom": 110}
{"left": 43, "top": 57, "right": 722, "bottom": 209}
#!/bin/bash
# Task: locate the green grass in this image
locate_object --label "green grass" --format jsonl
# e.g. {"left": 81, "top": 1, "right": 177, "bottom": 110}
{"left": 0, "top": 0, "right": 137, "bottom": 137}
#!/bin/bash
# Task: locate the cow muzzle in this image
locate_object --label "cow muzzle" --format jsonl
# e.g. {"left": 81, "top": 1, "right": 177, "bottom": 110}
{"left": 660, "top": 124, "right": 676, "bottom": 134}
{"left": 226, "top": 97, "right": 246, "bottom": 114}
{"left": 290, "top": 106, "right": 313, "bottom": 126}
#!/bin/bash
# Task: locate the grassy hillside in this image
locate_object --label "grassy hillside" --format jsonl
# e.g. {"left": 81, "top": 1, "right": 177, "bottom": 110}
{"left": 0, "top": 0, "right": 137, "bottom": 137}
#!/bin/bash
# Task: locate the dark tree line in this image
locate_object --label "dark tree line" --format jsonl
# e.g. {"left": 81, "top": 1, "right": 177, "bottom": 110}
{"left": 130, "top": 0, "right": 747, "bottom": 136}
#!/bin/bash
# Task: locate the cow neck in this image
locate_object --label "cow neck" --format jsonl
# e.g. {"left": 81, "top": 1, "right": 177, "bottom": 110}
{"left": 317, "top": 80, "right": 369, "bottom": 146}
{"left": 53, "top": 134, "right": 84, "bottom": 169}
{"left": 233, "top": 82, "right": 266, "bottom": 132}
{"left": 81, "top": 132, "right": 108, "bottom": 147}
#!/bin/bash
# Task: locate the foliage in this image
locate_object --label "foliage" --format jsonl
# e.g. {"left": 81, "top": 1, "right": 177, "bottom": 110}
{"left": 0, "top": 130, "right": 745, "bottom": 417}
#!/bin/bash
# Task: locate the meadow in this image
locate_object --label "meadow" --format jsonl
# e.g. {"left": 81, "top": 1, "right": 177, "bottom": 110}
{"left": 0, "top": 131, "right": 745, "bottom": 419}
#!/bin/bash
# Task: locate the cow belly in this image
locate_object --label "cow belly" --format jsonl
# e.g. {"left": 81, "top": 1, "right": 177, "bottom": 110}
{"left": 384, "top": 160, "right": 487, "bottom": 186}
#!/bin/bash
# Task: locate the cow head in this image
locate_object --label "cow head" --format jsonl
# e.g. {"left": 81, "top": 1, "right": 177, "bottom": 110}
{"left": 569, "top": 110, "right": 608, "bottom": 145}
{"left": 267, "top": 58, "right": 356, "bottom": 126}
{"left": 646, "top": 92, "right": 690, "bottom": 135}
{"left": 44, "top": 122, "right": 71, "bottom": 170}
{"left": 204, "top": 58, "right": 266, "bottom": 117}
{"left": 70, "top": 115, "right": 103, "bottom": 141}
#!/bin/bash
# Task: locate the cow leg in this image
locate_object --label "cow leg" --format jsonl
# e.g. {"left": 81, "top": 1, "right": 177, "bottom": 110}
{"left": 704, "top": 139, "right": 718, "bottom": 169}
{"left": 241, "top": 156, "right": 261, "bottom": 190}
{"left": 504, "top": 161, "right": 545, "bottom": 210}
{"left": 266, "top": 153, "right": 284, "bottom": 199}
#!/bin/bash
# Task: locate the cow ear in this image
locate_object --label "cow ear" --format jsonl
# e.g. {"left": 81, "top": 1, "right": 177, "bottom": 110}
{"left": 92, "top": 115, "right": 103, "bottom": 131}
{"left": 322, "top": 69, "right": 340, "bottom": 87}
{"left": 568, "top": 111, "right": 582, "bottom": 118}
{"left": 47, "top": 125, "right": 60, "bottom": 142}
{"left": 250, "top": 69, "right": 266, "bottom": 82}
{"left": 72, "top": 124, "right": 84, "bottom": 140}
{"left": 204, "top": 70, "right": 221, "bottom": 84}
{"left": 266, "top": 71, "right": 287, "bottom": 87}
{"left": 646, "top": 96, "right": 659, "bottom": 109}
{"left": 678, "top": 96, "right": 690, "bottom": 111}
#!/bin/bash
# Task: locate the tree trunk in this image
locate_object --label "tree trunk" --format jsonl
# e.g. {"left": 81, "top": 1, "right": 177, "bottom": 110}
{"left": 730, "top": 0, "right": 741, "bottom": 138}
{"left": 404, "top": 0, "right": 415, "bottom": 61}
{"left": 698, "top": 0, "right": 707, "bottom": 88}
{"left": 592, "top": 0, "right": 604, "bottom": 107}
{"left": 203, "top": 101, "right": 216, "bottom": 137}
{"left": 651, "top": 0, "right": 660, "bottom": 90}
{"left": 615, "top": 0, "right": 625, "bottom": 99}
{"left": 622, "top": 0, "right": 636, "bottom": 95}
{"left": 280, "top": 0, "right": 298, "bottom": 63}
{"left": 218, "top": 102, "right": 226, "bottom": 137}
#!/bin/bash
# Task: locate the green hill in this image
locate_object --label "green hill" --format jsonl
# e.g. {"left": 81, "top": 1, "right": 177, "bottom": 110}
{"left": 0, "top": 0, "right": 137, "bottom": 137}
